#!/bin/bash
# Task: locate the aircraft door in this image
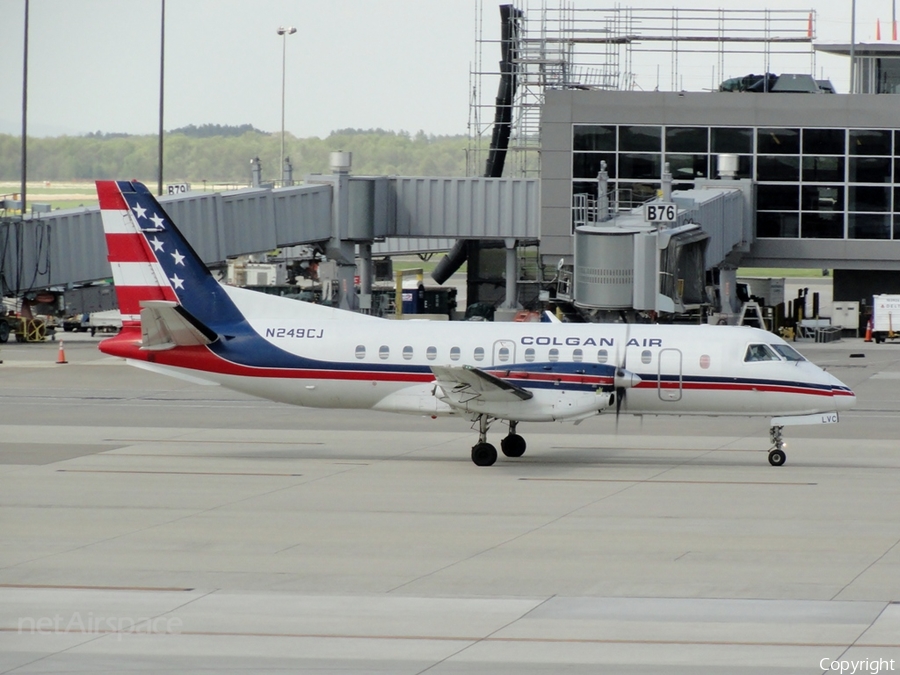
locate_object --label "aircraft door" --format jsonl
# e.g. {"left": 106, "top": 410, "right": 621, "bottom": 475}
{"left": 658, "top": 348, "right": 683, "bottom": 401}
{"left": 492, "top": 340, "right": 516, "bottom": 367}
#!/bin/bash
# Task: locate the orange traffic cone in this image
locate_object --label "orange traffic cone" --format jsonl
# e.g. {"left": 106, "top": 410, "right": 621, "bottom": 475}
{"left": 56, "top": 340, "right": 68, "bottom": 364}
{"left": 865, "top": 317, "right": 873, "bottom": 343}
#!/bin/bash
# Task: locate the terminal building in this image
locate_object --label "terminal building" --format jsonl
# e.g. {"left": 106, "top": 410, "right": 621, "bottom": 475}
{"left": 539, "top": 88, "right": 900, "bottom": 304}
{"left": 465, "top": 5, "right": 900, "bottom": 310}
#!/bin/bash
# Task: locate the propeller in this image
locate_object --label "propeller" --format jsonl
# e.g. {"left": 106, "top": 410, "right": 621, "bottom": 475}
{"left": 613, "top": 320, "right": 641, "bottom": 428}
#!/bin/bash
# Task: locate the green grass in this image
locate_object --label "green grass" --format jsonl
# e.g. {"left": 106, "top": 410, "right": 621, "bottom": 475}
{"left": 42, "top": 199, "right": 99, "bottom": 210}
{"left": 738, "top": 268, "right": 831, "bottom": 278}
{"left": 1, "top": 182, "right": 98, "bottom": 213}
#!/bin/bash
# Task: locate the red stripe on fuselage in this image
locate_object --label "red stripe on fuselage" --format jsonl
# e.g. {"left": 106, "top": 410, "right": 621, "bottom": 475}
{"left": 105, "top": 233, "right": 156, "bottom": 263}
{"left": 96, "top": 181, "right": 128, "bottom": 211}
{"left": 98, "top": 338, "right": 841, "bottom": 402}
{"left": 638, "top": 380, "right": 834, "bottom": 398}
{"left": 98, "top": 338, "right": 435, "bottom": 383}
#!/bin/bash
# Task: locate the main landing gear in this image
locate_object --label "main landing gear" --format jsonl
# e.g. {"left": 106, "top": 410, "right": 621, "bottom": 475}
{"left": 768, "top": 426, "right": 786, "bottom": 467}
{"left": 470, "top": 416, "right": 527, "bottom": 466}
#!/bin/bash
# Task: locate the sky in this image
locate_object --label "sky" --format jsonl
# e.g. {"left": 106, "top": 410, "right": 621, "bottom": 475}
{"left": 0, "top": 1, "right": 893, "bottom": 139}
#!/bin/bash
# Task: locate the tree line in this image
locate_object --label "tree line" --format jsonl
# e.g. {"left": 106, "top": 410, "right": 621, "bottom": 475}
{"left": 0, "top": 127, "right": 473, "bottom": 183}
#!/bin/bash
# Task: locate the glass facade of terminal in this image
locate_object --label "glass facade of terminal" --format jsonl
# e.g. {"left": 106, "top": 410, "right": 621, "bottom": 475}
{"left": 572, "top": 124, "right": 900, "bottom": 240}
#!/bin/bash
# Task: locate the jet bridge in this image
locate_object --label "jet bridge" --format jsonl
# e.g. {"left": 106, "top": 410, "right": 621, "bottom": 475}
{"left": 2, "top": 159, "right": 748, "bottom": 319}
{"left": 0, "top": 171, "right": 538, "bottom": 311}
{"left": 562, "top": 181, "right": 751, "bottom": 317}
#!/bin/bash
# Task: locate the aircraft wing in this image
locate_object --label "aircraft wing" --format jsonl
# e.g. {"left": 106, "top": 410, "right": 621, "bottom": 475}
{"left": 139, "top": 301, "right": 218, "bottom": 351}
{"left": 431, "top": 364, "right": 533, "bottom": 404}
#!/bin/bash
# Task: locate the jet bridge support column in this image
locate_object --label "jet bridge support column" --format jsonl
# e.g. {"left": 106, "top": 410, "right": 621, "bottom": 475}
{"left": 326, "top": 151, "right": 358, "bottom": 312}
{"left": 719, "top": 265, "right": 741, "bottom": 317}
{"left": 503, "top": 238, "right": 518, "bottom": 309}
{"left": 358, "top": 242, "right": 373, "bottom": 312}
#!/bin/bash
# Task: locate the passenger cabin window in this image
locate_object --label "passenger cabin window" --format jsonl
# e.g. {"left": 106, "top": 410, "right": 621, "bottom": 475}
{"left": 450, "top": 346, "right": 461, "bottom": 361}
{"left": 498, "top": 347, "right": 510, "bottom": 362}
{"left": 597, "top": 349, "right": 608, "bottom": 364}
{"left": 524, "top": 347, "right": 536, "bottom": 362}
{"left": 641, "top": 350, "right": 652, "bottom": 364}
{"left": 402, "top": 345, "right": 413, "bottom": 360}
{"left": 549, "top": 348, "right": 559, "bottom": 362}
{"left": 770, "top": 344, "right": 805, "bottom": 361}
{"left": 474, "top": 347, "right": 485, "bottom": 362}
{"left": 573, "top": 348, "right": 583, "bottom": 362}
{"left": 379, "top": 345, "right": 390, "bottom": 360}
{"left": 744, "top": 344, "right": 780, "bottom": 362}
{"left": 355, "top": 345, "right": 366, "bottom": 359}
{"left": 426, "top": 346, "right": 437, "bottom": 361}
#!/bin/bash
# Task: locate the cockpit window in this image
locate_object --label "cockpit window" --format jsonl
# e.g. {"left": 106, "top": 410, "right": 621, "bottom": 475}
{"left": 770, "top": 344, "right": 805, "bottom": 362}
{"left": 744, "top": 344, "right": 780, "bottom": 362}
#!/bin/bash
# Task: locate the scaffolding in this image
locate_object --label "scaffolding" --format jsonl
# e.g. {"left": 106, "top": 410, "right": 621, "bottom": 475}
{"left": 468, "top": 2, "right": 818, "bottom": 178}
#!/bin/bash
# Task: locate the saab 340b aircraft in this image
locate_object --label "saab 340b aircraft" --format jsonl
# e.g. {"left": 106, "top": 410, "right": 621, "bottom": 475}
{"left": 96, "top": 180, "right": 855, "bottom": 467}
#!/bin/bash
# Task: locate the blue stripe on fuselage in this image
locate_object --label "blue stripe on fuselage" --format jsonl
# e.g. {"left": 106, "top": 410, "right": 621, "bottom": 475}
{"left": 204, "top": 324, "right": 832, "bottom": 397}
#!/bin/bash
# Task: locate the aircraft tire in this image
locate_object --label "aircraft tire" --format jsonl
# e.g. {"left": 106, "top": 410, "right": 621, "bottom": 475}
{"left": 471, "top": 442, "right": 498, "bottom": 467}
{"left": 768, "top": 449, "right": 786, "bottom": 467}
{"left": 500, "top": 434, "right": 526, "bottom": 458}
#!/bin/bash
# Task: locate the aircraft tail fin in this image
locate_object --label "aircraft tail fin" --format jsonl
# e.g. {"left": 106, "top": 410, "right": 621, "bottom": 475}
{"left": 96, "top": 180, "right": 245, "bottom": 333}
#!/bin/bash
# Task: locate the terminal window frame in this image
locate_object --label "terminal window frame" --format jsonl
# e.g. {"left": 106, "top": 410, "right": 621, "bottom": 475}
{"left": 572, "top": 123, "right": 900, "bottom": 243}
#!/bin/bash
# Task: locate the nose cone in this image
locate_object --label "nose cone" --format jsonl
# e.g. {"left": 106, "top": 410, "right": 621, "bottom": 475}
{"left": 828, "top": 372, "right": 856, "bottom": 411}
{"left": 614, "top": 368, "right": 642, "bottom": 389}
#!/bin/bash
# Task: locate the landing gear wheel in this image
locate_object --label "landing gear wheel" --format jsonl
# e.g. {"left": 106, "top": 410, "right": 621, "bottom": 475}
{"left": 767, "top": 426, "right": 786, "bottom": 467}
{"left": 768, "top": 449, "right": 786, "bottom": 467}
{"left": 471, "top": 442, "right": 498, "bottom": 467}
{"left": 500, "top": 433, "right": 526, "bottom": 458}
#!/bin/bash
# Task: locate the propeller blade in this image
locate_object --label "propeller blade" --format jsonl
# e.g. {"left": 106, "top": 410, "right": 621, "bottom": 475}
{"left": 615, "top": 320, "right": 635, "bottom": 430}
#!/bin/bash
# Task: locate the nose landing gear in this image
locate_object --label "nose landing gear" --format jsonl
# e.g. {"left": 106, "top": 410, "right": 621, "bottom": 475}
{"left": 768, "top": 426, "right": 786, "bottom": 466}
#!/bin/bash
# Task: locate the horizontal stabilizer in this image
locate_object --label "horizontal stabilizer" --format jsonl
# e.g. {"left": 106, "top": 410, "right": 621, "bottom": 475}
{"left": 140, "top": 300, "right": 218, "bottom": 351}
{"left": 431, "top": 364, "right": 533, "bottom": 404}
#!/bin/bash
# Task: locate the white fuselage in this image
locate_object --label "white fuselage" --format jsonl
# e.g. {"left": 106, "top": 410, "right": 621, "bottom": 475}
{"left": 124, "top": 286, "right": 854, "bottom": 423}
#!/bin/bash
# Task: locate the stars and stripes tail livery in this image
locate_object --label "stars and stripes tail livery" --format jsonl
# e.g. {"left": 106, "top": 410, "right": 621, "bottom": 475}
{"left": 97, "top": 180, "right": 243, "bottom": 334}
{"left": 96, "top": 180, "right": 855, "bottom": 467}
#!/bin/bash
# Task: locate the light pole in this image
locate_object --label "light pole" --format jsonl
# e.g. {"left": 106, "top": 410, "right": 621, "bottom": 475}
{"left": 158, "top": 0, "right": 166, "bottom": 196}
{"left": 21, "top": 0, "right": 29, "bottom": 217}
{"left": 277, "top": 26, "right": 296, "bottom": 183}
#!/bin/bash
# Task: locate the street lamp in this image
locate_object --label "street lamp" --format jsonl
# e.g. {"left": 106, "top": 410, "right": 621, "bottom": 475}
{"left": 277, "top": 26, "right": 297, "bottom": 183}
